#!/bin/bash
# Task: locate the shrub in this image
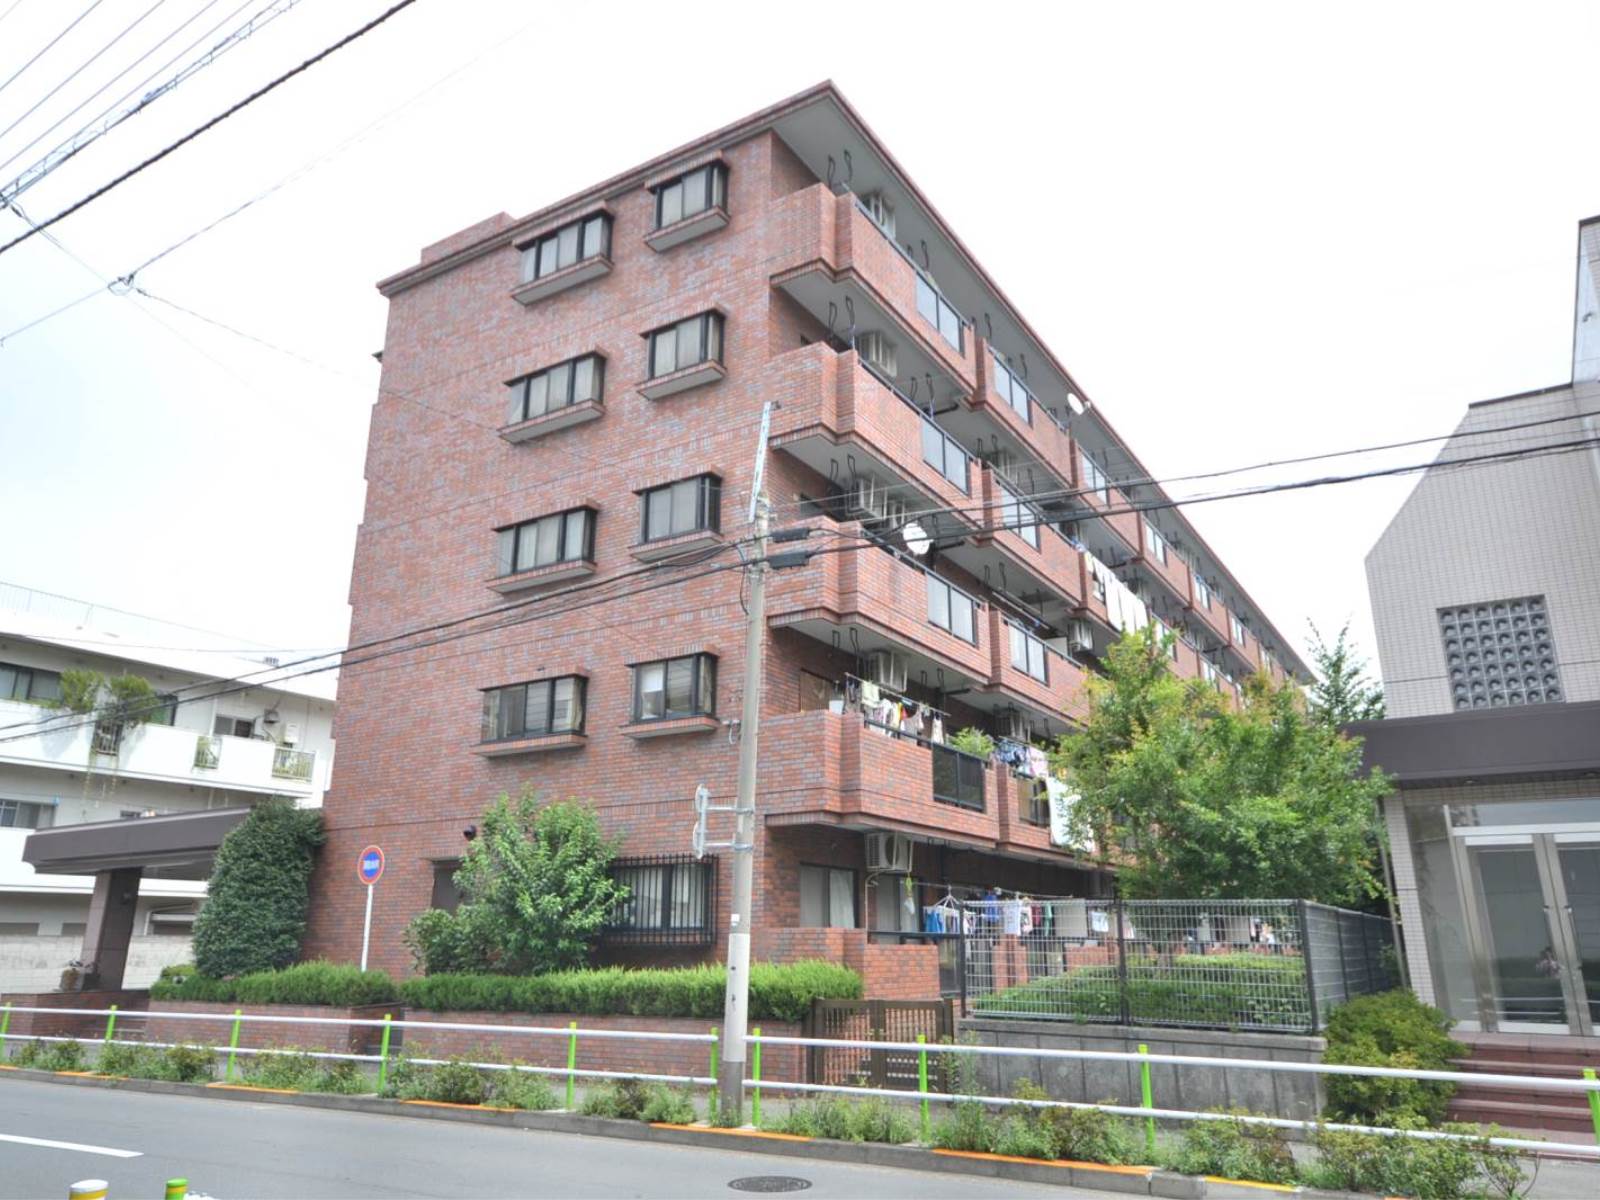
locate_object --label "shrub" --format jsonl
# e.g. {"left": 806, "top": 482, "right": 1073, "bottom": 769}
{"left": 14, "top": 1038, "right": 85, "bottom": 1071}
{"left": 244, "top": 1050, "right": 322, "bottom": 1091}
{"left": 425, "top": 1058, "right": 489, "bottom": 1105}
{"left": 766, "top": 1095, "right": 915, "bottom": 1144}
{"left": 487, "top": 1066, "right": 558, "bottom": 1111}
{"left": 949, "top": 727, "right": 996, "bottom": 759}
{"left": 398, "top": 960, "right": 859, "bottom": 1022}
{"left": 1011, "top": 1082, "right": 1140, "bottom": 1164}
{"left": 97, "top": 1042, "right": 163, "bottom": 1078}
{"left": 93, "top": 1041, "right": 212, "bottom": 1082}
{"left": 1307, "top": 1122, "right": 1498, "bottom": 1200}
{"left": 993, "top": 1113, "right": 1057, "bottom": 1159}
{"left": 931, "top": 1100, "right": 1000, "bottom": 1152}
{"left": 1168, "top": 1113, "right": 1296, "bottom": 1185}
{"left": 403, "top": 906, "right": 498, "bottom": 976}
{"left": 159, "top": 1044, "right": 215, "bottom": 1083}
{"left": 1323, "top": 990, "right": 1463, "bottom": 1126}
{"left": 310, "top": 1059, "right": 370, "bottom": 1095}
{"left": 151, "top": 961, "right": 398, "bottom": 1006}
{"left": 190, "top": 800, "right": 326, "bottom": 978}
{"left": 639, "top": 1087, "right": 698, "bottom": 1125}
{"left": 581, "top": 1078, "right": 653, "bottom": 1120}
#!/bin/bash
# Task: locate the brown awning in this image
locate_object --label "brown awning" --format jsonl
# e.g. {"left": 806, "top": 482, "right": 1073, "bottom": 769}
{"left": 23, "top": 807, "right": 252, "bottom": 878}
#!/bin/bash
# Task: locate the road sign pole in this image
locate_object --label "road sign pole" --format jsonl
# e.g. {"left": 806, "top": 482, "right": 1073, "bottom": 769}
{"left": 360, "top": 882, "right": 374, "bottom": 973}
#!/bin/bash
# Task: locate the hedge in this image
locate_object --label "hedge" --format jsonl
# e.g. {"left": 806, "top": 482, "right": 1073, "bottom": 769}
{"left": 150, "top": 960, "right": 861, "bottom": 1022}
{"left": 973, "top": 953, "right": 1310, "bottom": 1029}
{"left": 399, "top": 961, "right": 862, "bottom": 1022}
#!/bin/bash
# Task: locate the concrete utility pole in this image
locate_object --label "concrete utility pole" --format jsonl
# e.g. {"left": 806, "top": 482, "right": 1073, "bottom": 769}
{"left": 717, "top": 486, "right": 770, "bottom": 1123}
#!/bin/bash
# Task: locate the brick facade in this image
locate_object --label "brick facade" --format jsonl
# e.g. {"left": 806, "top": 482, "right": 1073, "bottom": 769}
{"left": 303, "top": 85, "right": 1299, "bottom": 996}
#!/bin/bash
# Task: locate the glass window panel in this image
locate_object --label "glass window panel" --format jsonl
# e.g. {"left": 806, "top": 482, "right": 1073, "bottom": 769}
{"left": 704, "top": 477, "right": 720, "bottom": 530}
{"left": 524, "top": 372, "right": 549, "bottom": 418}
{"left": 524, "top": 681, "right": 551, "bottom": 735}
{"left": 507, "top": 379, "right": 528, "bottom": 424}
{"left": 658, "top": 182, "right": 683, "bottom": 227}
{"left": 706, "top": 313, "right": 722, "bottom": 362}
{"left": 678, "top": 316, "right": 704, "bottom": 367}
{"left": 556, "top": 223, "right": 580, "bottom": 269}
{"left": 546, "top": 362, "right": 572, "bottom": 409}
{"left": 520, "top": 246, "right": 538, "bottom": 283}
{"left": 828, "top": 869, "right": 856, "bottom": 928}
{"left": 939, "top": 302, "right": 962, "bottom": 349}
{"left": 0, "top": 667, "right": 19, "bottom": 700}
{"left": 30, "top": 671, "right": 61, "bottom": 704}
{"left": 646, "top": 488, "right": 672, "bottom": 540}
{"left": 695, "top": 657, "right": 714, "bottom": 714}
{"left": 799, "top": 865, "right": 827, "bottom": 926}
{"left": 665, "top": 657, "right": 694, "bottom": 713}
{"left": 572, "top": 356, "right": 596, "bottom": 402}
{"left": 952, "top": 594, "right": 975, "bottom": 643}
{"left": 916, "top": 276, "right": 938, "bottom": 327}
{"left": 670, "top": 479, "right": 697, "bottom": 534}
{"left": 651, "top": 331, "right": 677, "bottom": 377}
{"left": 552, "top": 677, "right": 581, "bottom": 732}
{"left": 533, "top": 515, "right": 560, "bottom": 566}
{"left": 920, "top": 417, "right": 943, "bottom": 474}
{"left": 669, "top": 864, "right": 702, "bottom": 928}
{"left": 927, "top": 576, "right": 950, "bottom": 629}
{"left": 1010, "top": 625, "right": 1027, "bottom": 671}
{"left": 638, "top": 663, "right": 665, "bottom": 719}
{"left": 681, "top": 168, "right": 708, "bottom": 216}
{"left": 582, "top": 216, "right": 606, "bottom": 258}
{"left": 496, "top": 528, "right": 517, "bottom": 576}
{"left": 537, "top": 236, "right": 560, "bottom": 278}
{"left": 709, "top": 164, "right": 726, "bottom": 208}
{"left": 563, "top": 510, "right": 588, "bottom": 561}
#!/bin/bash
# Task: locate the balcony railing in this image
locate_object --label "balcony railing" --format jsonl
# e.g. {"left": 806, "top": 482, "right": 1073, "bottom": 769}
{"left": 860, "top": 358, "right": 970, "bottom": 494}
{"left": 851, "top": 195, "right": 970, "bottom": 353}
{"left": 271, "top": 746, "right": 314, "bottom": 782}
{"left": 866, "top": 719, "right": 987, "bottom": 812}
{"left": 193, "top": 736, "right": 220, "bottom": 770}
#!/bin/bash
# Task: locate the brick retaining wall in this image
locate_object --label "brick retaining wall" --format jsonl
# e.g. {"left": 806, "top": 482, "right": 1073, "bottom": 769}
{"left": 0, "top": 989, "right": 149, "bottom": 1041}
{"left": 137, "top": 1001, "right": 394, "bottom": 1055}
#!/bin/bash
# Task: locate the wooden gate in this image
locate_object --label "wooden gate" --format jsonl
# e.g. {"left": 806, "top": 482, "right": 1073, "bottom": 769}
{"left": 805, "top": 999, "right": 951, "bottom": 1088}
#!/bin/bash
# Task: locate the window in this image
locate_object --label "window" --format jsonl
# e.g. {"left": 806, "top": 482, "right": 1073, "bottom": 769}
{"left": 918, "top": 411, "right": 970, "bottom": 492}
{"left": 798, "top": 670, "right": 833, "bottom": 712}
{"left": 1022, "top": 777, "right": 1050, "bottom": 826}
{"left": 1008, "top": 622, "right": 1049, "bottom": 683}
{"left": 914, "top": 275, "right": 964, "bottom": 352}
{"left": 989, "top": 350, "right": 1032, "bottom": 423}
{"left": 1201, "top": 660, "right": 1222, "bottom": 691}
{"left": 1143, "top": 521, "right": 1168, "bottom": 565}
{"left": 1439, "top": 595, "right": 1562, "bottom": 709}
{"left": 213, "top": 715, "right": 254, "bottom": 738}
{"left": 520, "top": 213, "right": 611, "bottom": 282}
{"left": 1229, "top": 614, "right": 1247, "bottom": 645}
{"left": 608, "top": 856, "right": 714, "bottom": 942}
{"left": 653, "top": 163, "right": 727, "bottom": 228}
{"left": 1079, "top": 451, "right": 1110, "bottom": 505}
{"left": 1195, "top": 575, "right": 1213, "bottom": 610}
{"left": 926, "top": 573, "right": 977, "bottom": 643}
{"left": 1153, "top": 618, "right": 1180, "bottom": 661}
{"left": 647, "top": 312, "right": 724, "bottom": 378}
{"left": 430, "top": 861, "right": 463, "bottom": 912}
{"left": 632, "top": 653, "right": 716, "bottom": 722}
{"left": 0, "top": 662, "right": 61, "bottom": 704}
{"left": 800, "top": 864, "right": 857, "bottom": 928}
{"left": 146, "top": 693, "right": 178, "bottom": 726}
{"left": 996, "top": 482, "right": 1040, "bottom": 549}
{"left": 0, "top": 799, "right": 51, "bottom": 828}
{"left": 932, "top": 743, "right": 986, "bottom": 810}
{"left": 640, "top": 474, "right": 720, "bottom": 543}
{"left": 482, "top": 676, "right": 587, "bottom": 741}
{"left": 505, "top": 354, "right": 604, "bottom": 424}
{"left": 1090, "top": 564, "right": 1107, "bottom": 603}
{"left": 496, "top": 508, "right": 596, "bottom": 575}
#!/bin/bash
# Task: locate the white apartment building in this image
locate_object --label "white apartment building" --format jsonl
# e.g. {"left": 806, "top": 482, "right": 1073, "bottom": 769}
{"left": 1357, "top": 217, "right": 1600, "bottom": 1055}
{"left": 0, "top": 583, "right": 335, "bottom": 986}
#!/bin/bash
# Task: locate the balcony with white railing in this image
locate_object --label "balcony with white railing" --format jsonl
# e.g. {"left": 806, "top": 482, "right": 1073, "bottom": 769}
{"left": 0, "top": 700, "right": 320, "bottom": 797}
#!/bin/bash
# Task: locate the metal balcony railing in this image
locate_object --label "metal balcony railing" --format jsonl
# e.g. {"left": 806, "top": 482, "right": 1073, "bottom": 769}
{"left": 271, "top": 746, "right": 314, "bottom": 782}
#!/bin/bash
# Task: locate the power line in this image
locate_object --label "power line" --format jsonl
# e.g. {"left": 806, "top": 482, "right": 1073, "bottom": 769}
{"left": 0, "top": 0, "right": 420, "bottom": 259}
{"left": 0, "top": 0, "right": 109, "bottom": 102}
{"left": 0, "top": 1, "right": 28, "bottom": 35}
{"left": 0, "top": 0, "right": 171, "bottom": 148}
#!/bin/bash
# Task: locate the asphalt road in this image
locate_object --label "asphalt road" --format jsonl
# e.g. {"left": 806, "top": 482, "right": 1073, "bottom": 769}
{"left": 0, "top": 1078, "right": 1123, "bottom": 1199}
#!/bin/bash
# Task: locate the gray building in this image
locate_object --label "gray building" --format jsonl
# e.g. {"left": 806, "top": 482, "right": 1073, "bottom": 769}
{"left": 1357, "top": 217, "right": 1600, "bottom": 1044}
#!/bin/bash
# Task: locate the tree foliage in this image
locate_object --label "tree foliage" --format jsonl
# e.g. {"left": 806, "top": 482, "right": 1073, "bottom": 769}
{"left": 404, "top": 792, "right": 626, "bottom": 975}
{"left": 1052, "top": 628, "right": 1390, "bottom": 905}
{"left": 191, "top": 799, "right": 326, "bottom": 977}
{"left": 1306, "top": 620, "right": 1386, "bottom": 726}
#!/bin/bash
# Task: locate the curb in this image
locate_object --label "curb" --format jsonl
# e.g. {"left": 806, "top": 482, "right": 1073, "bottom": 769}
{"left": 0, "top": 1067, "right": 1194, "bottom": 1197}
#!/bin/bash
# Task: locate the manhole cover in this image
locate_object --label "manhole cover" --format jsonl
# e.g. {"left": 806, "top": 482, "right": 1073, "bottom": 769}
{"left": 727, "top": 1178, "right": 812, "bottom": 1193}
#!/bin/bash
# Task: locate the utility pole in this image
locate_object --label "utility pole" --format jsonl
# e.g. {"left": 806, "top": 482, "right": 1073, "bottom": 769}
{"left": 718, "top": 405, "right": 772, "bottom": 1124}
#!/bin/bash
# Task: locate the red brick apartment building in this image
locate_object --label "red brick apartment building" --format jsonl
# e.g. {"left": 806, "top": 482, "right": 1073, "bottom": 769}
{"left": 303, "top": 83, "right": 1306, "bottom": 993}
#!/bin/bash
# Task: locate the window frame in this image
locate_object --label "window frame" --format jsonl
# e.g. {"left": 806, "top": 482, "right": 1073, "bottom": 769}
{"left": 1195, "top": 575, "right": 1213, "bottom": 610}
{"left": 1143, "top": 520, "right": 1168, "bottom": 565}
{"left": 521, "top": 212, "right": 612, "bottom": 283}
{"left": 1007, "top": 621, "right": 1050, "bottom": 683}
{"left": 914, "top": 274, "right": 965, "bottom": 352}
{"left": 606, "top": 855, "right": 715, "bottom": 943}
{"left": 799, "top": 862, "right": 858, "bottom": 929}
{"left": 505, "top": 353, "right": 605, "bottom": 425}
{"left": 638, "top": 474, "right": 721, "bottom": 544}
{"left": 0, "top": 661, "right": 62, "bottom": 704}
{"left": 1079, "top": 451, "right": 1111, "bottom": 506}
{"left": 496, "top": 507, "right": 597, "bottom": 576}
{"left": 631, "top": 653, "right": 717, "bottom": 723}
{"left": 926, "top": 573, "right": 978, "bottom": 644}
{"left": 480, "top": 675, "right": 588, "bottom": 743}
{"left": 988, "top": 349, "right": 1033, "bottom": 424}
{"left": 0, "top": 798, "right": 52, "bottom": 828}
{"left": 996, "top": 481, "right": 1041, "bottom": 549}
{"left": 646, "top": 312, "right": 725, "bottom": 380}
{"left": 651, "top": 162, "right": 728, "bottom": 230}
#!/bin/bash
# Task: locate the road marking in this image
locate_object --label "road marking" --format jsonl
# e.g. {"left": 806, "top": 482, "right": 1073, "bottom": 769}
{"left": 0, "top": 1133, "right": 142, "bottom": 1158}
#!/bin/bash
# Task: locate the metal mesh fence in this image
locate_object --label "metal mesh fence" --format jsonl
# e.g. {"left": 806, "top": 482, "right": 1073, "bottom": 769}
{"left": 960, "top": 898, "right": 1393, "bottom": 1032}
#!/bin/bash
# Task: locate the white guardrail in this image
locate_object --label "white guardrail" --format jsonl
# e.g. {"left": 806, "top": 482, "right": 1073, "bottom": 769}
{"left": 3, "top": 1004, "right": 1598, "bottom": 1158}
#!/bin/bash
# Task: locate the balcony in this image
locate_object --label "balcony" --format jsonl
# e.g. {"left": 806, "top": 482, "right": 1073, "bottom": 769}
{"left": 0, "top": 701, "right": 320, "bottom": 797}
{"left": 766, "top": 344, "right": 978, "bottom": 538}
{"left": 970, "top": 339, "right": 1076, "bottom": 487}
{"left": 767, "top": 185, "right": 977, "bottom": 391}
{"left": 1071, "top": 437, "right": 1142, "bottom": 554}
{"left": 767, "top": 528, "right": 992, "bottom": 689}
{"left": 1185, "top": 584, "right": 1232, "bottom": 645}
{"left": 1133, "top": 524, "right": 1193, "bottom": 607}
{"left": 1225, "top": 618, "right": 1265, "bottom": 676}
{"left": 976, "top": 605, "right": 1090, "bottom": 729}
{"left": 942, "top": 467, "right": 1084, "bottom": 625}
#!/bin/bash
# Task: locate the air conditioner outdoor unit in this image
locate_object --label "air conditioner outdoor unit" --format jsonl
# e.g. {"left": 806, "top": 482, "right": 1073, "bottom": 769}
{"left": 857, "top": 331, "right": 898, "bottom": 376}
{"left": 860, "top": 192, "right": 896, "bottom": 238}
{"left": 865, "top": 648, "right": 909, "bottom": 692}
{"left": 1068, "top": 620, "right": 1094, "bottom": 654}
{"left": 848, "top": 476, "right": 886, "bottom": 521}
{"left": 865, "top": 832, "right": 913, "bottom": 874}
{"left": 881, "top": 496, "right": 908, "bottom": 527}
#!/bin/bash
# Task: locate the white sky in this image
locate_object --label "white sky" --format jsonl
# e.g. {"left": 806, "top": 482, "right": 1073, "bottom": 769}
{"left": 0, "top": 0, "right": 1596, "bottom": 674}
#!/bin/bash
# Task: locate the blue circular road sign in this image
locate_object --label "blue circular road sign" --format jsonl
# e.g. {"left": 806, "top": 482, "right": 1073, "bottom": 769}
{"left": 357, "top": 845, "right": 385, "bottom": 885}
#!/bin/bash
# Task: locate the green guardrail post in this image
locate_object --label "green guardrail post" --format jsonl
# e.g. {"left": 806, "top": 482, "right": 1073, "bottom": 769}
{"left": 1138, "top": 1042, "right": 1156, "bottom": 1159}
{"left": 708, "top": 1026, "right": 720, "bottom": 1125}
{"left": 2, "top": 1002, "right": 12, "bottom": 1052}
{"left": 1584, "top": 1067, "right": 1600, "bottom": 1144}
{"left": 102, "top": 1004, "right": 118, "bottom": 1045}
{"left": 565, "top": 1021, "right": 578, "bottom": 1110}
{"left": 751, "top": 1027, "right": 762, "bottom": 1127}
{"left": 917, "top": 1034, "right": 931, "bottom": 1143}
{"left": 164, "top": 1178, "right": 189, "bottom": 1200}
{"left": 377, "top": 1013, "right": 393, "bottom": 1093}
{"left": 224, "top": 1009, "right": 243, "bottom": 1082}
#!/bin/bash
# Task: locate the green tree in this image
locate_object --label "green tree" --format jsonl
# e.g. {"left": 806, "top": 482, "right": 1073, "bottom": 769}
{"left": 406, "top": 792, "right": 626, "bottom": 975}
{"left": 1053, "top": 628, "right": 1390, "bottom": 905}
{"left": 1306, "top": 621, "right": 1385, "bottom": 726}
{"left": 191, "top": 800, "right": 326, "bottom": 977}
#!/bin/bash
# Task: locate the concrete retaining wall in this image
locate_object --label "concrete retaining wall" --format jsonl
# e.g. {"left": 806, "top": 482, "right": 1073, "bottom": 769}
{"left": 0, "top": 935, "right": 192, "bottom": 991}
{"left": 958, "top": 1017, "right": 1327, "bottom": 1121}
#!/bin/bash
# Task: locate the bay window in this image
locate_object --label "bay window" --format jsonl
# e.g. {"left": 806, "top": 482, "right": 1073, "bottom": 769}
{"left": 496, "top": 508, "right": 595, "bottom": 575}
{"left": 482, "top": 675, "right": 587, "bottom": 741}
{"left": 506, "top": 354, "right": 603, "bottom": 424}
{"left": 632, "top": 653, "right": 716, "bottom": 722}
{"left": 520, "top": 213, "right": 611, "bottom": 283}
{"left": 648, "top": 311, "right": 724, "bottom": 379}
{"left": 640, "top": 474, "right": 720, "bottom": 543}
{"left": 653, "top": 163, "right": 727, "bottom": 228}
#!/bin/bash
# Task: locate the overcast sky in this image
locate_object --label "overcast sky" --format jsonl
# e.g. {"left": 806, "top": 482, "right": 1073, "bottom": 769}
{"left": 0, "top": 0, "right": 1595, "bottom": 675}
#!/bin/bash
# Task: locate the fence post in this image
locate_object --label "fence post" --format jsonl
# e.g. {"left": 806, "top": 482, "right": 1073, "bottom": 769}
{"left": 0, "top": 1002, "right": 10, "bottom": 1051}
{"left": 164, "top": 1179, "right": 189, "bottom": 1200}
{"left": 1114, "top": 896, "right": 1131, "bottom": 1026}
{"left": 917, "top": 1033, "right": 931, "bottom": 1143}
{"left": 1137, "top": 1042, "right": 1156, "bottom": 1159}
{"left": 751, "top": 1027, "right": 762, "bottom": 1127}
{"left": 565, "top": 1021, "right": 578, "bottom": 1111}
{"left": 224, "top": 1009, "right": 243, "bottom": 1082}
{"left": 958, "top": 921, "right": 968, "bottom": 1018}
{"left": 377, "top": 1013, "right": 393, "bottom": 1093}
{"left": 1299, "top": 900, "right": 1321, "bottom": 1033}
{"left": 708, "top": 1026, "right": 720, "bottom": 1124}
{"left": 102, "top": 1004, "right": 118, "bottom": 1045}
{"left": 1585, "top": 1068, "right": 1600, "bottom": 1144}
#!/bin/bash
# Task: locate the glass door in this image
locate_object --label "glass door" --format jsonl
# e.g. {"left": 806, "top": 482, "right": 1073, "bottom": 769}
{"left": 1550, "top": 840, "right": 1600, "bottom": 1036}
{"left": 1465, "top": 842, "right": 1570, "bottom": 1031}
